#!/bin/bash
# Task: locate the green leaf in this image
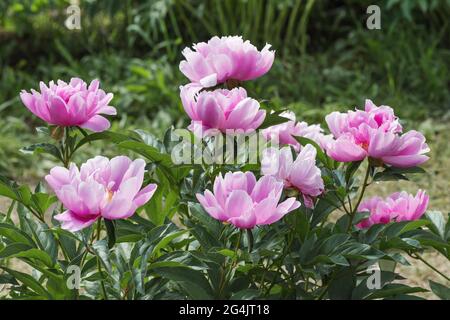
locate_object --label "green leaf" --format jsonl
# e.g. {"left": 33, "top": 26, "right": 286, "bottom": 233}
{"left": 0, "top": 267, "right": 51, "bottom": 299}
{"left": 118, "top": 141, "right": 173, "bottom": 168}
{"left": 35, "top": 222, "right": 58, "bottom": 264}
{"left": 104, "top": 219, "right": 116, "bottom": 249}
{"left": 151, "top": 265, "right": 212, "bottom": 299}
{"left": 429, "top": 280, "right": 450, "bottom": 300}
{"left": 398, "top": 220, "right": 430, "bottom": 234}
{"left": 73, "top": 130, "right": 134, "bottom": 152}
{"left": 345, "top": 161, "right": 362, "bottom": 184}
{"left": 319, "top": 234, "right": 350, "bottom": 255}
{"left": 31, "top": 193, "right": 57, "bottom": 215}
{"left": 328, "top": 267, "right": 356, "bottom": 299}
{"left": 92, "top": 240, "right": 111, "bottom": 273}
{"left": 425, "top": 211, "right": 446, "bottom": 239}
{"left": 373, "top": 172, "right": 408, "bottom": 181}
{"left": 152, "top": 230, "right": 188, "bottom": 256}
{"left": 20, "top": 143, "right": 63, "bottom": 162}
{"left": 0, "top": 175, "right": 20, "bottom": 201}
{"left": 12, "top": 248, "right": 54, "bottom": 267}
{"left": 0, "top": 223, "right": 35, "bottom": 246}
{"left": 0, "top": 243, "right": 33, "bottom": 258}
{"left": 373, "top": 166, "right": 425, "bottom": 182}
{"left": 258, "top": 110, "right": 288, "bottom": 129}
{"left": 231, "top": 289, "right": 260, "bottom": 300}
{"left": 366, "top": 284, "right": 427, "bottom": 299}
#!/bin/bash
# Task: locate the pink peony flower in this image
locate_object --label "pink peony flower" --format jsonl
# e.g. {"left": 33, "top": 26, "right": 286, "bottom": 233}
{"left": 196, "top": 171, "right": 300, "bottom": 229}
{"left": 20, "top": 78, "right": 116, "bottom": 132}
{"left": 179, "top": 36, "right": 275, "bottom": 87}
{"left": 180, "top": 84, "right": 265, "bottom": 134}
{"left": 261, "top": 144, "right": 324, "bottom": 208}
{"left": 262, "top": 111, "right": 333, "bottom": 152}
{"left": 357, "top": 190, "right": 429, "bottom": 229}
{"left": 326, "top": 99, "right": 429, "bottom": 167}
{"left": 46, "top": 156, "right": 157, "bottom": 231}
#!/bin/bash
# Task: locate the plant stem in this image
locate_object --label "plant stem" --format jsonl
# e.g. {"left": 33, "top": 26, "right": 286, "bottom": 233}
{"left": 97, "top": 257, "right": 108, "bottom": 300}
{"left": 94, "top": 219, "right": 108, "bottom": 299}
{"left": 347, "top": 161, "right": 371, "bottom": 231}
{"left": 218, "top": 229, "right": 242, "bottom": 298}
{"left": 411, "top": 253, "right": 450, "bottom": 282}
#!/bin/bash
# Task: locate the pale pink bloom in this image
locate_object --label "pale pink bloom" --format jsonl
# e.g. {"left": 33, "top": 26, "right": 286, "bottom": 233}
{"left": 196, "top": 171, "right": 300, "bottom": 229}
{"left": 388, "top": 190, "right": 429, "bottom": 222}
{"left": 180, "top": 83, "right": 265, "bottom": 134}
{"left": 46, "top": 156, "right": 157, "bottom": 231}
{"left": 20, "top": 78, "right": 116, "bottom": 132}
{"left": 356, "top": 196, "right": 393, "bottom": 229}
{"left": 179, "top": 36, "right": 275, "bottom": 87}
{"left": 262, "top": 111, "right": 333, "bottom": 152}
{"left": 326, "top": 100, "right": 429, "bottom": 167}
{"left": 357, "top": 190, "right": 429, "bottom": 229}
{"left": 261, "top": 144, "right": 324, "bottom": 208}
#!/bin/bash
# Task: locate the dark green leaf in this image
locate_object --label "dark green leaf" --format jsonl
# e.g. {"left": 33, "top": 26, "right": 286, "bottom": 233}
{"left": 104, "top": 219, "right": 116, "bottom": 249}
{"left": 429, "top": 280, "right": 450, "bottom": 300}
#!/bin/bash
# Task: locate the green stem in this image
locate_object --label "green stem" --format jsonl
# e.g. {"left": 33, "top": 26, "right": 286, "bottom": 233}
{"left": 94, "top": 218, "right": 108, "bottom": 299}
{"left": 97, "top": 257, "right": 108, "bottom": 300}
{"left": 411, "top": 253, "right": 450, "bottom": 282}
{"left": 246, "top": 228, "right": 254, "bottom": 253}
{"left": 347, "top": 161, "right": 371, "bottom": 231}
{"left": 218, "top": 229, "right": 242, "bottom": 298}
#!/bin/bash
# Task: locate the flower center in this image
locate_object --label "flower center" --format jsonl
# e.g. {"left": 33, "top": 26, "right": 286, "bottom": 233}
{"left": 106, "top": 190, "right": 114, "bottom": 203}
{"left": 360, "top": 142, "right": 369, "bottom": 151}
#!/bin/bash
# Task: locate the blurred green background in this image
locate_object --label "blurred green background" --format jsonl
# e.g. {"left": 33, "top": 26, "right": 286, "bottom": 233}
{"left": 0, "top": 0, "right": 449, "bottom": 179}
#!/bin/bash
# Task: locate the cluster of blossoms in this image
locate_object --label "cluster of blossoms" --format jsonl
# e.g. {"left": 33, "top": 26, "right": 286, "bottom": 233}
{"left": 20, "top": 78, "right": 157, "bottom": 231}
{"left": 179, "top": 36, "right": 276, "bottom": 136}
{"left": 326, "top": 99, "right": 429, "bottom": 168}
{"left": 180, "top": 36, "right": 430, "bottom": 230}
{"left": 19, "top": 36, "right": 431, "bottom": 233}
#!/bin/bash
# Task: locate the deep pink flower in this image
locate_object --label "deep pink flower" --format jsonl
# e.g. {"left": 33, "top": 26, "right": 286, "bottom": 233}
{"left": 179, "top": 36, "right": 275, "bottom": 87}
{"left": 326, "top": 100, "right": 429, "bottom": 167}
{"left": 20, "top": 78, "right": 116, "bottom": 132}
{"left": 261, "top": 144, "right": 324, "bottom": 208}
{"left": 180, "top": 84, "right": 265, "bottom": 134}
{"left": 357, "top": 190, "right": 429, "bottom": 229}
{"left": 262, "top": 111, "right": 333, "bottom": 152}
{"left": 196, "top": 171, "right": 300, "bottom": 229}
{"left": 46, "top": 156, "right": 157, "bottom": 231}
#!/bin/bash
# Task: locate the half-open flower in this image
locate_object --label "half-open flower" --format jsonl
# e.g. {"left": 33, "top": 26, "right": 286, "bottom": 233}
{"left": 357, "top": 190, "right": 429, "bottom": 228}
{"left": 180, "top": 84, "right": 265, "bottom": 134}
{"left": 196, "top": 171, "right": 300, "bottom": 229}
{"left": 261, "top": 144, "right": 324, "bottom": 207}
{"left": 179, "top": 36, "right": 275, "bottom": 87}
{"left": 20, "top": 78, "right": 116, "bottom": 132}
{"left": 46, "top": 156, "right": 157, "bottom": 231}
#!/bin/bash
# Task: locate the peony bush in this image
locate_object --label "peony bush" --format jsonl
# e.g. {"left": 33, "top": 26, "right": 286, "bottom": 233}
{"left": 0, "top": 36, "right": 449, "bottom": 300}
